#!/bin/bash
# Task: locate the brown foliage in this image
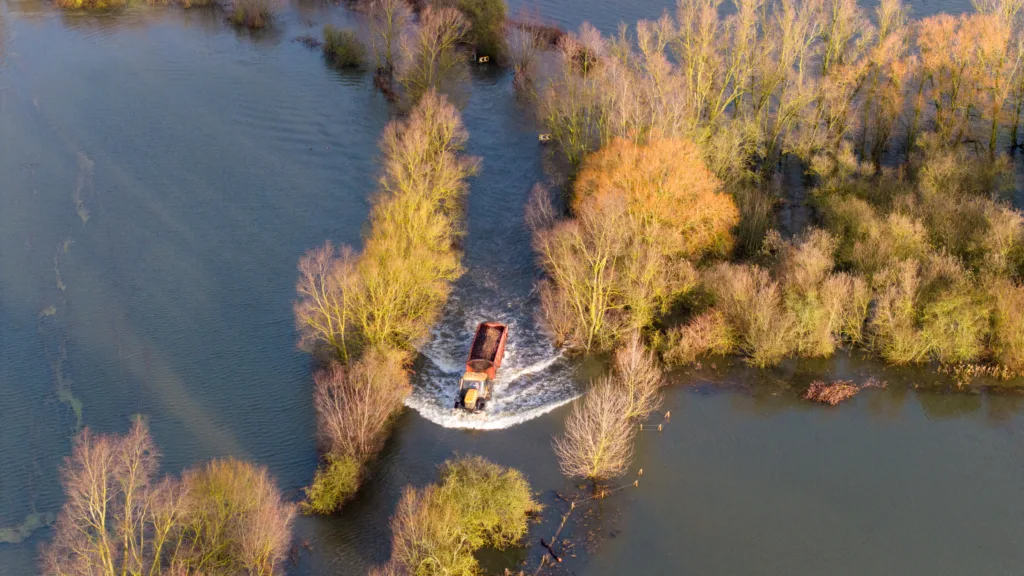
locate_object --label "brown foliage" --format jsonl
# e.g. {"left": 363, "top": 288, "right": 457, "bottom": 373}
{"left": 573, "top": 138, "right": 738, "bottom": 260}
{"left": 42, "top": 422, "right": 295, "bottom": 576}
{"left": 804, "top": 380, "right": 860, "bottom": 405}
{"left": 665, "top": 310, "right": 735, "bottom": 366}
{"left": 553, "top": 378, "right": 636, "bottom": 480}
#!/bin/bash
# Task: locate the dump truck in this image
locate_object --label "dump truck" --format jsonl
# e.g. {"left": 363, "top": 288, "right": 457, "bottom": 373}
{"left": 455, "top": 322, "right": 508, "bottom": 412}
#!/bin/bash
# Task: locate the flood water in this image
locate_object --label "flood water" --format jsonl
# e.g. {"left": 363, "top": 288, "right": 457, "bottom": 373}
{"left": 1, "top": 0, "right": 1022, "bottom": 573}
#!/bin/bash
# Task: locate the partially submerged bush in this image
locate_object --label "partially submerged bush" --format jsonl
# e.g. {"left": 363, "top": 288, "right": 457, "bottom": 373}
{"left": 323, "top": 25, "right": 366, "bottom": 68}
{"left": 612, "top": 334, "right": 664, "bottom": 420}
{"left": 703, "top": 263, "right": 796, "bottom": 368}
{"left": 373, "top": 456, "right": 539, "bottom": 576}
{"left": 303, "top": 455, "right": 363, "bottom": 515}
{"left": 553, "top": 378, "right": 635, "bottom": 480}
{"left": 665, "top": 310, "right": 735, "bottom": 366}
{"left": 440, "top": 0, "right": 507, "bottom": 60}
{"left": 230, "top": 0, "right": 275, "bottom": 29}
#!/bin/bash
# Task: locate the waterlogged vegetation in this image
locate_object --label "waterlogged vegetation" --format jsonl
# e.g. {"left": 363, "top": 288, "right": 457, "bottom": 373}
{"left": 41, "top": 422, "right": 295, "bottom": 575}
{"left": 370, "top": 456, "right": 540, "bottom": 576}
{"left": 295, "top": 91, "right": 477, "bottom": 512}
{"left": 524, "top": 0, "right": 1024, "bottom": 384}
{"left": 8, "top": 0, "right": 1024, "bottom": 573}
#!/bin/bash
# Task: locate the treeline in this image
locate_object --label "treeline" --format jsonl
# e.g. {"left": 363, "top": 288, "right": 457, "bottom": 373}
{"left": 294, "top": 90, "right": 476, "bottom": 513}
{"left": 42, "top": 422, "right": 295, "bottom": 575}
{"left": 525, "top": 0, "right": 1024, "bottom": 380}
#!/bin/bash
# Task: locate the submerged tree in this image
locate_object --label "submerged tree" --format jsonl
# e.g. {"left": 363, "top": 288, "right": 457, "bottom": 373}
{"left": 42, "top": 422, "right": 295, "bottom": 576}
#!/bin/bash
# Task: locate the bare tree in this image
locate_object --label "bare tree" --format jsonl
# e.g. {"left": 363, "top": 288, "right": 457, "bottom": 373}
{"left": 313, "top": 349, "right": 411, "bottom": 462}
{"left": 553, "top": 379, "right": 635, "bottom": 480}
{"left": 42, "top": 423, "right": 295, "bottom": 576}
{"left": 398, "top": 6, "right": 470, "bottom": 105}
{"left": 369, "top": 0, "right": 412, "bottom": 73}
{"left": 613, "top": 334, "right": 663, "bottom": 420}
{"left": 295, "top": 242, "right": 360, "bottom": 362}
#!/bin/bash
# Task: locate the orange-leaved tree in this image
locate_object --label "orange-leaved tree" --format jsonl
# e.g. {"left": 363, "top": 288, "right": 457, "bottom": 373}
{"left": 572, "top": 137, "right": 739, "bottom": 260}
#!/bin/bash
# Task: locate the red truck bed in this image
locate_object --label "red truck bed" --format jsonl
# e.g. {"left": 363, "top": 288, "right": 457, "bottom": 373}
{"left": 465, "top": 322, "right": 507, "bottom": 380}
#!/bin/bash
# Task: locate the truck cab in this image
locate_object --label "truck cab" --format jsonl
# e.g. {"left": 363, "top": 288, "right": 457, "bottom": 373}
{"left": 456, "top": 371, "right": 490, "bottom": 411}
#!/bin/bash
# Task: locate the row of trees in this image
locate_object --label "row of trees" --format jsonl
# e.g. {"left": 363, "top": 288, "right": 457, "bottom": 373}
{"left": 530, "top": 0, "right": 1024, "bottom": 178}
{"left": 42, "top": 422, "right": 295, "bottom": 576}
{"left": 370, "top": 456, "right": 540, "bottom": 576}
{"left": 295, "top": 91, "right": 477, "bottom": 513}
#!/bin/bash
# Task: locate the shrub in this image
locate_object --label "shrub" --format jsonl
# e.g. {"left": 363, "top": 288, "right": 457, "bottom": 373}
{"left": 553, "top": 378, "right": 635, "bottom": 480}
{"left": 323, "top": 25, "right": 366, "bottom": 68}
{"left": 704, "top": 263, "right": 796, "bottom": 368}
{"left": 442, "top": 0, "right": 507, "bottom": 60}
{"left": 990, "top": 277, "right": 1024, "bottom": 372}
{"left": 665, "top": 309, "right": 735, "bottom": 366}
{"left": 42, "top": 423, "right": 295, "bottom": 576}
{"left": 435, "top": 455, "right": 540, "bottom": 549}
{"left": 314, "top": 349, "right": 410, "bottom": 462}
{"left": 920, "top": 283, "right": 991, "bottom": 364}
{"left": 868, "top": 261, "right": 931, "bottom": 364}
{"left": 303, "top": 455, "right": 363, "bottom": 515}
{"left": 230, "top": 0, "right": 275, "bottom": 29}
{"left": 373, "top": 456, "right": 539, "bottom": 576}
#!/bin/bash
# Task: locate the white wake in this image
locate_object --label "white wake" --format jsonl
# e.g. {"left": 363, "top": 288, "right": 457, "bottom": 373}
{"left": 405, "top": 299, "right": 581, "bottom": 430}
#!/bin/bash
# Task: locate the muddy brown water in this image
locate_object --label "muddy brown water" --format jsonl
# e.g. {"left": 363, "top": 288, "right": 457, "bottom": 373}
{"left": 1, "top": 0, "right": 1023, "bottom": 574}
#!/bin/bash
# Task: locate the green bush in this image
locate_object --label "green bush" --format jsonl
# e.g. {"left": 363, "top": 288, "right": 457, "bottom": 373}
{"left": 302, "top": 455, "right": 363, "bottom": 515}
{"left": 229, "top": 0, "right": 274, "bottom": 29}
{"left": 323, "top": 25, "right": 366, "bottom": 68}
{"left": 436, "top": 455, "right": 540, "bottom": 549}
{"left": 920, "top": 284, "right": 991, "bottom": 364}
{"left": 868, "top": 262, "right": 931, "bottom": 364}
{"left": 989, "top": 278, "right": 1024, "bottom": 373}
{"left": 373, "top": 455, "right": 540, "bottom": 576}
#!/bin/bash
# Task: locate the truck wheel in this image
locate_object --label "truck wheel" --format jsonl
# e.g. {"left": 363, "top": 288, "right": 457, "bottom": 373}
{"left": 454, "top": 400, "right": 461, "bottom": 409}
{"left": 476, "top": 399, "right": 486, "bottom": 411}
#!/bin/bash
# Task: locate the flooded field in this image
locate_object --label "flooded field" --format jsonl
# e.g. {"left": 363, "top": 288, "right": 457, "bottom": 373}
{"left": 1, "top": 0, "right": 1023, "bottom": 573}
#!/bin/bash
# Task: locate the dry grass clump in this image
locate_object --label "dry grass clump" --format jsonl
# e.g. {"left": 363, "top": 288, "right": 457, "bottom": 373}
{"left": 323, "top": 25, "right": 367, "bottom": 68}
{"left": 42, "top": 422, "right": 295, "bottom": 575}
{"left": 371, "top": 456, "right": 539, "bottom": 576}
{"left": 804, "top": 380, "right": 861, "bottom": 405}
{"left": 296, "top": 91, "right": 475, "bottom": 512}
{"left": 229, "top": 0, "right": 275, "bottom": 29}
{"left": 553, "top": 378, "right": 636, "bottom": 480}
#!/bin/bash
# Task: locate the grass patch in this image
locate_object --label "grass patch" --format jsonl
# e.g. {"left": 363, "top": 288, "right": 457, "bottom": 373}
{"left": 229, "top": 0, "right": 274, "bottom": 29}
